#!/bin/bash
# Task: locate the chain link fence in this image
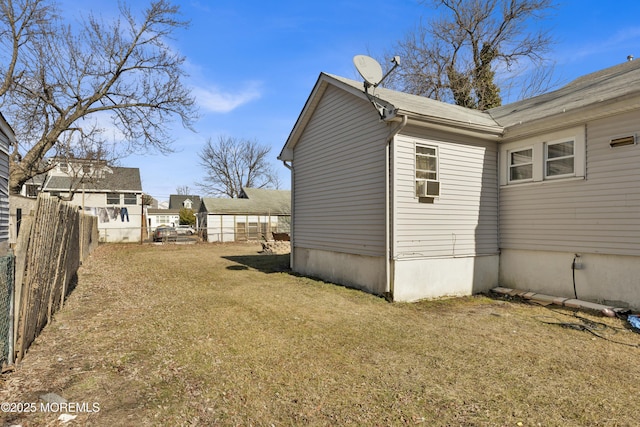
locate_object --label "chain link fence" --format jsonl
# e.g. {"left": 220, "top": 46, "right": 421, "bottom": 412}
{"left": 0, "top": 253, "right": 14, "bottom": 366}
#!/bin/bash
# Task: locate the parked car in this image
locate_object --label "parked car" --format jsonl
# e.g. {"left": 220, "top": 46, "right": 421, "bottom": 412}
{"left": 176, "top": 225, "right": 196, "bottom": 235}
{"left": 153, "top": 226, "right": 178, "bottom": 242}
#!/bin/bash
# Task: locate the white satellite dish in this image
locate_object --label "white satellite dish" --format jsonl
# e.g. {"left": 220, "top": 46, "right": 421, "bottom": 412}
{"left": 353, "top": 55, "right": 383, "bottom": 87}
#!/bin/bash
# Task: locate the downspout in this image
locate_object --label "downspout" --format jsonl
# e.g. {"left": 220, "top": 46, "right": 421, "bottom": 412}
{"left": 385, "top": 114, "right": 407, "bottom": 301}
{"left": 282, "top": 160, "right": 294, "bottom": 270}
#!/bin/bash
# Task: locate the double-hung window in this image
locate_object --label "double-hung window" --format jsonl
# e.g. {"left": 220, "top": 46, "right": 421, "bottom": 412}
{"left": 123, "top": 193, "right": 137, "bottom": 205}
{"left": 509, "top": 148, "right": 533, "bottom": 182}
{"left": 106, "top": 193, "right": 120, "bottom": 205}
{"left": 501, "top": 126, "right": 584, "bottom": 186}
{"left": 415, "top": 144, "right": 439, "bottom": 197}
{"left": 545, "top": 140, "right": 574, "bottom": 178}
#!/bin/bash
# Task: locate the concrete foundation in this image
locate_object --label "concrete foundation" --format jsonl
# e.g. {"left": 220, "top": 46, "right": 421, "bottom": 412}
{"left": 500, "top": 249, "right": 640, "bottom": 310}
{"left": 292, "top": 247, "right": 386, "bottom": 296}
{"left": 392, "top": 255, "right": 499, "bottom": 302}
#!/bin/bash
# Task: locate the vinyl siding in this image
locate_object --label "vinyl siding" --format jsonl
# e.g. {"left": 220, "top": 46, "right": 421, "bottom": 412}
{"left": 0, "top": 130, "right": 9, "bottom": 244}
{"left": 292, "top": 85, "right": 388, "bottom": 257}
{"left": 393, "top": 127, "right": 499, "bottom": 258}
{"left": 499, "top": 110, "right": 640, "bottom": 256}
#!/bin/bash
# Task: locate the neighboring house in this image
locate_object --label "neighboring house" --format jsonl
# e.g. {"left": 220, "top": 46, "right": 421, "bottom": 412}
{"left": 279, "top": 59, "right": 640, "bottom": 309}
{"left": 19, "top": 174, "right": 46, "bottom": 199}
{"left": 199, "top": 187, "right": 291, "bottom": 242}
{"left": 0, "top": 114, "right": 15, "bottom": 254}
{"left": 170, "top": 194, "right": 201, "bottom": 229}
{"left": 12, "top": 170, "right": 51, "bottom": 246}
{"left": 169, "top": 194, "right": 202, "bottom": 212}
{"left": 146, "top": 194, "right": 202, "bottom": 232}
{"left": 42, "top": 160, "right": 143, "bottom": 243}
{"left": 146, "top": 208, "right": 180, "bottom": 230}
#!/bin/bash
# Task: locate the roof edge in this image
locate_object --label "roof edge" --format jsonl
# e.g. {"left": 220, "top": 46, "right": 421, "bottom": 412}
{"left": 394, "top": 110, "right": 503, "bottom": 139}
{"left": 500, "top": 95, "right": 640, "bottom": 141}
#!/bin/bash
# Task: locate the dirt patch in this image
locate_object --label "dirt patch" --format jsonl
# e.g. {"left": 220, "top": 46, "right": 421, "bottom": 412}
{"left": 1, "top": 243, "right": 639, "bottom": 426}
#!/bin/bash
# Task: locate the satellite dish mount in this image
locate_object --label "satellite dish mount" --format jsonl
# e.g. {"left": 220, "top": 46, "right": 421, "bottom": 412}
{"left": 353, "top": 54, "right": 401, "bottom": 119}
{"left": 353, "top": 54, "right": 400, "bottom": 92}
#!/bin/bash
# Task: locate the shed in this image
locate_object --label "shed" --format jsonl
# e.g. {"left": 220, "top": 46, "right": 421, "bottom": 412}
{"left": 199, "top": 188, "right": 290, "bottom": 242}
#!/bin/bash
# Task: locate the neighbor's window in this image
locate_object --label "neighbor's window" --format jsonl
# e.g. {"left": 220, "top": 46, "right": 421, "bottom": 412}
{"left": 106, "top": 193, "right": 120, "bottom": 204}
{"left": 509, "top": 148, "right": 533, "bottom": 182}
{"left": 26, "top": 184, "right": 38, "bottom": 198}
{"left": 545, "top": 140, "right": 574, "bottom": 178}
{"left": 123, "top": 193, "right": 137, "bottom": 205}
{"left": 415, "top": 145, "right": 438, "bottom": 197}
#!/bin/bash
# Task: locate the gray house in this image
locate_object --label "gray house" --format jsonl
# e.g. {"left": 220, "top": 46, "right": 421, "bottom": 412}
{"left": 279, "top": 59, "right": 640, "bottom": 309}
{"left": 0, "top": 113, "right": 15, "bottom": 254}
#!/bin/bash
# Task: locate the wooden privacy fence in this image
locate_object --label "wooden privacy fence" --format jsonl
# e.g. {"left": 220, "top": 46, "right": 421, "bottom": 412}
{"left": 13, "top": 194, "right": 98, "bottom": 362}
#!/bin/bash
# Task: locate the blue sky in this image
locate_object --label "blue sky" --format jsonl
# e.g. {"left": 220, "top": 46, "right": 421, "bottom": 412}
{"left": 61, "top": 0, "right": 640, "bottom": 202}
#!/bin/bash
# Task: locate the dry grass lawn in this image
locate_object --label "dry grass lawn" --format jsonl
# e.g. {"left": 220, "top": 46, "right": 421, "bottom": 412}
{"left": 1, "top": 242, "right": 639, "bottom": 426}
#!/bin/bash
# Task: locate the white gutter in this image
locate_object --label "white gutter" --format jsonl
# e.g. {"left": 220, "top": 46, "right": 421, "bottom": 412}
{"left": 397, "top": 112, "right": 503, "bottom": 141}
{"left": 385, "top": 115, "right": 407, "bottom": 300}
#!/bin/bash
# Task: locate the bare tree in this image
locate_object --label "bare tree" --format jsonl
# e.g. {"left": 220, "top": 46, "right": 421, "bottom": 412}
{"left": 386, "top": 0, "right": 556, "bottom": 110}
{"left": 0, "top": 0, "right": 197, "bottom": 194}
{"left": 142, "top": 193, "right": 155, "bottom": 206}
{"left": 197, "top": 136, "right": 277, "bottom": 198}
{"left": 175, "top": 185, "right": 191, "bottom": 195}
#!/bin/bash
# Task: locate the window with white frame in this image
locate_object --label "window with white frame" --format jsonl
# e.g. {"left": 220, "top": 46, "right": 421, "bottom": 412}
{"left": 123, "top": 193, "right": 137, "bottom": 205}
{"left": 501, "top": 126, "right": 585, "bottom": 186}
{"left": 106, "top": 193, "right": 120, "bottom": 204}
{"left": 415, "top": 144, "right": 439, "bottom": 197}
{"left": 508, "top": 147, "right": 533, "bottom": 182}
{"left": 545, "top": 139, "right": 574, "bottom": 178}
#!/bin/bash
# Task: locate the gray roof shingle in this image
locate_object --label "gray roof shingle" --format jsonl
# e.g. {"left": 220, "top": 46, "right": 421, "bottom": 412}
{"left": 44, "top": 166, "right": 142, "bottom": 192}
{"left": 327, "top": 73, "right": 501, "bottom": 131}
{"left": 201, "top": 188, "right": 290, "bottom": 215}
{"left": 168, "top": 194, "right": 202, "bottom": 211}
{"left": 487, "top": 59, "right": 640, "bottom": 128}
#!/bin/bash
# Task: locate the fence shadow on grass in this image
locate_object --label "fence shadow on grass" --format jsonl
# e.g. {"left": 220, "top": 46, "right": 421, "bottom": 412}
{"left": 223, "top": 254, "right": 290, "bottom": 274}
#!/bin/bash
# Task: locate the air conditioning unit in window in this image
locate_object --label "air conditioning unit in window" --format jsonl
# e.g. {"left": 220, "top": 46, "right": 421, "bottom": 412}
{"left": 418, "top": 180, "right": 440, "bottom": 198}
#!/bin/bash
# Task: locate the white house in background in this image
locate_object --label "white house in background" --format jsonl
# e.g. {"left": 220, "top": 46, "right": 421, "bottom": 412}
{"left": 146, "top": 194, "right": 201, "bottom": 233}
{"left": 41, "top": 160, "right": 143, "bottom": 243}
{"left": 279, "top": 59, "right": 640, "bottom": 309}
{"left": 18, "top": 174, "right": 46, "bottom": 199}
{"left": 0, "top": 113, "right": 15, "bottom": 254}
{"left": 146, "top": 208, "right": 180, "bottom": 230}
{"left": 199, "top": 187, "right": 290, "bottom": 242}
